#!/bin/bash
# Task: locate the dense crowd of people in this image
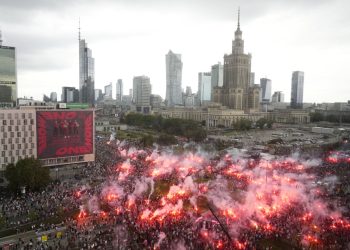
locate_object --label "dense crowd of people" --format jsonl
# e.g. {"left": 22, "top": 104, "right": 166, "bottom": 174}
{"left": 0, "top": 135, "right": 350, "bottom": 249}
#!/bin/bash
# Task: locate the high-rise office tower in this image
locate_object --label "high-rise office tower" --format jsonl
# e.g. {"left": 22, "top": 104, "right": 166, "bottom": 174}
{"left": 133, "top": 76, "right": 152, "bottom": 114}
{"left": 198, "top": 72, "right": 212, "bottom": 105}
{"left": 0, "top": 30, "right": 17, "bottom": 107}
{"left": 79, "top": 26, "right": 95, "bottom": 107}
{"left": 291, "top": 71, "right": 304, "bottom": 108}
{"left": 116, "top": 79, "right": 123, "bottom": 103}
{"left": 250, "top": 72, "right": 255, "bottom": 87}
{"left": 272, "top": 91, "right": 285, "bottom": 103}
{"left": 62, "top": 87, "right": 79, "bottom": 103}
{"left": 50, "top": 92, "right": 57, "bottom": 102}
{"left": 166, "top": 50, "right": 183, "bottom": 107}
{"left": 260, "top": 78, "right": 272, "bottom": 102}
{"left": 211, "top": 62, "right": 223, "bottom": 88}
{"left": 212, "top": 10, "right": 260, "bottom": 111}
{"left": 95, "top": 89, "right": 103, "bottom": 102}
{"left": 104, "top": 83, "right": 113, "bottom": 99}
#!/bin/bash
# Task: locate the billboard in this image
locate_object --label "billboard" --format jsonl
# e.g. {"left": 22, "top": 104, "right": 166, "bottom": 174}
{"left": 37, "top": 111, "right": 93, "bottom": 159}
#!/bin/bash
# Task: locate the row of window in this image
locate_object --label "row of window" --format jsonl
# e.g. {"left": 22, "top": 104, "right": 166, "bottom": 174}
{"left": 0, "top": 153, "right": 34, "bottom": 165}
{"left": 1, "top": 148, "right": 34, "bottom": 157}
{"left": 0, "top": 131, "right": 35, "bottom": 139}
{"left": 0, "top": 113, "right": 33, "bottom": 119}
{"left": 41, "top": 155, "right": 85, "bottom": 166}
{"left": 1, "top": 142, "right": 35, "bottom": 150}
{"left": 2, "top": 119, "right": 34, "bottom": 126}
{"left": 0, "top": 125, "right": 34, "bottom": 132}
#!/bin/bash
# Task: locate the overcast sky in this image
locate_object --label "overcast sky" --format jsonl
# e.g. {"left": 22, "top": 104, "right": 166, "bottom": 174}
{"left": 1, "top": 0, "right": 349, "bottom": 103}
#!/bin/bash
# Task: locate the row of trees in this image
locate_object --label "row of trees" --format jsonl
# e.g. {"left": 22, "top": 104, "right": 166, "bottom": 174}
{"left": 5, "top": 158, "right": 50, "bottom": 193}
{"left": 232, "top": 118, "right": 274, "bottom": 131}
{"left": 123, "top": 113, "right": 207, "bottom": 142}
{"left": 311, "top": 112, "right": 350, "bottom": 123}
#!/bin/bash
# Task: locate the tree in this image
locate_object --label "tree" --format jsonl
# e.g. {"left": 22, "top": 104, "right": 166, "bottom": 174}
{"left": 233, "top": 119, "right": 252, "bottom": 131}
{"left": 157, "top": 134, "right": 178, "bottom": 146}
{"left": 310, "top": 112, "right": 324, "bottom": 122}
{"left": 141, "top": 134, "right": 154, "bottom": 147}
{"left": 4, "top": 158, "right": 50, "bottom": 192}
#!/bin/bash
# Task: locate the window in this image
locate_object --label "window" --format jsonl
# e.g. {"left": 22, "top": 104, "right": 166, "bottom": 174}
{"left": 8, "top": 126, "right": 11, "bottom": 132}
{"left": 16, "top": 150, "right": 19, "bottom": 156}
{"left": 11, "top": 144, "right": 14, "bottom": 150}
{"left": 17, "top": 144, "right": 21, "bottom": 149}
{"left": 30, "top": 119, "right": 34, "bottom": 125}
{"left": 1, "top": 151, "right": 5, "bottom": 157}
{"left": 15, "top": 126, "right": 18, "bottom": 131}
{"left": 8, "top": 138, "right": 12, "bottom": 143}
{"left": 21, "top": 113, "right": 25, "bottom": 119}
{"left": 0, "top": 139, "right": 3, "bottom": 144}
{"left": 29, "top": 149, "right": 33, "bottom": 155}
{"left": 3, "top": 145, "right": 7, "bottom": 150}
{"left": 29, "top": 113, "right": 32, "bottom": 119}
{"left": 0, "top": 114, "right": 4, "bottom": 119}
{"left": 4, "top": 132, "right": 7, "bottom": 138}
{"left": 0, "top": 126, "right": 4, "bottom": 132}
{"left": 17, "top": 120, "right": 21, "bottom": 125}
{"left": 2, "top": 120, "right": 6, "bottom": 125}
{"left": 22, "top": 126, "right": 25, "bottom": 131}
{"left": 22, "top": 138, "right": 26, "bottom": 143}
{"left": 10, "top": 132, "right": 14, "bottom": 138}
{"left": 9, "top": 151, "right": 12, "bottom": 156}
{"left": 17, "top": 132, "right": 21, "bottom": 137}
{"left": 10, "top": 120, "right": 14, "bottom": 125}
{"left": 31, "top": 143, "right": 34, "bottom": 148}
{"left": 31, "top": 131, "right": 34, "bottom": 136}
{"left": 4, "top": 157, "right": 8, "bottom": 163}
{"left": 15, "top": 113, "right": 18, "bottom": 119}
{"left": 24, "top": 120, "right": 27, "bottom": 125}
{"left": 29, "top": 137, "right": 32, "bottom": 143}
{"left": 22, "top": 150, "right": 26, "bottom": 155}
{"left": 24, "top": 132, "right": 28, "bottom": 137}
{"left": 7, "top": 113, "right": 12, "bottom": 119}
{"left": 11, "top": 157, "right": 15, "bottom": 163}
{"left": 15, "top": 138, "right": 19, "bottom": 143}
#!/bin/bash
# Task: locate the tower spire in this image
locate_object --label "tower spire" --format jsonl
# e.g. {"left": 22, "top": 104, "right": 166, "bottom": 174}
{"left": 237, "top": 7, "right": 240, "bottom": 30}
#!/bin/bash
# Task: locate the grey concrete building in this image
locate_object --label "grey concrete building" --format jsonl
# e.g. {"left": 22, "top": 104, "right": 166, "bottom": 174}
{"left": 166, "top": 50, "right": 183, "bottom": 106}
{"left": 291, "top": 71, "right": 304, "bottom": 109}
{"left": 133, "top": 76, "right": 152, "bottom": 114}
{"left": 104, "top": 83, "right": 113, "bottom": 100}
{"left": 116, "top": 79, "right": 123, "bottom": 103}
{"left": 272, "top": 91, "right": 285, "bottom": 103}
{"left": 62, "top": 87, "right": 79, "bottom": 103}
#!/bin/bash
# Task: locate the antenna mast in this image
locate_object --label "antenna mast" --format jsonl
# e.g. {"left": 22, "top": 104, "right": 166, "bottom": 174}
{"left": 78, "top": 18, "right": 81, "bottom": 41}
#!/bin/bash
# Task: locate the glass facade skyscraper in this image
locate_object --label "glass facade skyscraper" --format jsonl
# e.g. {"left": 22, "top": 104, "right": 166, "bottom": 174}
{"left": 0, "top": 43, "right": 17, "bottom": 107}
{"left": 79, "top": 38, "right": 95, "bottom": 106}
{"left": 166, "top": 50, "right": 183, "bottom": 107}
{"left": 291, "top": 71, "right": 304, "bottom": 108}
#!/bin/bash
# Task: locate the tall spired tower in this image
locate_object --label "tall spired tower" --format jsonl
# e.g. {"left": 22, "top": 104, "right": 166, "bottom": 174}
{"left": 213, "top": 9, "right": 260, "bottom": 111}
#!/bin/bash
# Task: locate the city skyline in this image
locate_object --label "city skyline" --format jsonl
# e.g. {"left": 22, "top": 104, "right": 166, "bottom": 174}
{"left": 1, "top": 0, "right": 349, "bottom": 103}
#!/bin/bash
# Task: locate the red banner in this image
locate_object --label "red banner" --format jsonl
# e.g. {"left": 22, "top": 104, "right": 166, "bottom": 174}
{"left": 36, "top": 111, "right": 93, "bottom": 159}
